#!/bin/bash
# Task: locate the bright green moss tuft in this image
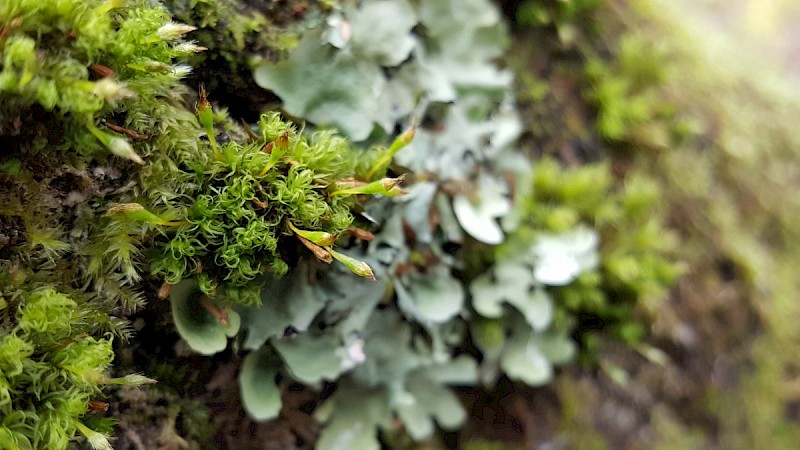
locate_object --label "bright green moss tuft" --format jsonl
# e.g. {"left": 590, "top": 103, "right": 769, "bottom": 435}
{"left": 0, "top": 288, "right": 132, "bottom": 450}
{"left": 138, "top": 109, "right": 395, "bottom": 304}
{"left": 506, "top": 158, "right": 682, "bottom": 349}
{"left": 0, "top": 0, "right": 199, "bottom": 162}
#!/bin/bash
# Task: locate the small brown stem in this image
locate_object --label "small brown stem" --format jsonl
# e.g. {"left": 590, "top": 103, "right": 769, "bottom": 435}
{"left": 0, "top": 18, "right": 22, "bottom": 41}
{"left": 296, "top": 234, "right": 333, "bottom": 264}
{"left": 200, "top": 296, "right": 229, "bottom": 327}
{"left": 106, "top": 123, "right": 148, "bottom": 140}
{"left": 348, "top": 227, "right": 375, "bottom": 241}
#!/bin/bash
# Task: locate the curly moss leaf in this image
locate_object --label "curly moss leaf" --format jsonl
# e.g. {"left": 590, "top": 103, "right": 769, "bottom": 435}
{"left": 0, "top": 427, "right": 31, "bottom": 450}
{"left": 273, "top": 332, "right": 350, "bottom": 384}
{"left": 347, "top": 0, "right": 417, "bottom": 67}
{"left": 239, "top": 350, "right": 281, "bottom": 421}
{"left": 170, "top": 280, "right": 240, "bottom": 355}
{"left": 0, "top": 287, "right": 121, "bottom": 450}
{"left": 395, "top": 266, "right": 464, "bottom": 323}
{"left": 253, "top": 35, "right": 384, "bottom": 141}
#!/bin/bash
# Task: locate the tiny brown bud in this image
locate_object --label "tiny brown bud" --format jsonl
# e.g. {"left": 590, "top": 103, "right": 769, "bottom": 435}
{"left": 276, "top": 133, "right": 290, "bottom": 150}
{"left": 90, "top": 64, "right": 115, "bottom": 78}
{"left": 88, "top": 400, "right": 109, "bottom": 412}
{"left": 157, "top": 282, "right": 171, "bottom": 300}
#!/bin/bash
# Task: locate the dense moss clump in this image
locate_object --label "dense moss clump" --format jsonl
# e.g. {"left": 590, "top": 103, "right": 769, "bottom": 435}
{"left": 0, "top": 0, "right": 204, "bottom": 163}
{"left": 142, "top": 106, "right": 404, "bottom": 303}
{"left": 0, "top": 285, "right": 153, "bottom": 450}
{"left": 1, "top": 1, "right": 203, "bottom": 448}
{"left": 0, "top": 0, "right": 208, "bottom": 313}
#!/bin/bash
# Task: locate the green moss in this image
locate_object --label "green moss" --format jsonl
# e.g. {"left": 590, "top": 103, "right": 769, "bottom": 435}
{"left": 584, "top": 33, "right": 691, "bottom": 146}
{"left": 518, "top": 0, "right": 602, "bottom": 43}
{"left": 163, "top": 0, "right": 312, "bottom": 60}
{"left": 504, "top": 158, "right": 681, "bottom": 349}
{"left": 124, "top": 105, "right": 401, "bottom": 304}
{"left": 0, "top": 0, "right": 201, "bottom": 162}
{"left": 0, "top": 287, "right": 152, "bottom": 450}
{"left": 0, "top": 0, "right": 212, "bottom": 445}
{"left": 11, "top": 0, "right": 788, "bottom": 448}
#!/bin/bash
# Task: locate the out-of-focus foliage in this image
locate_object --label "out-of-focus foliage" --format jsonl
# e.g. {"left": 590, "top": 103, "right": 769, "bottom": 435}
{"left": 508, "top": 158, "right": 682, "bottom": 351}
{"left": 518, "top": 0, "right": 602, "bottom": 42}
{"left": 511, "top": 0, "right": 800, "bottom": 448}
{"left": 585, "top": 34, "right": 689, "bottom": 144}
